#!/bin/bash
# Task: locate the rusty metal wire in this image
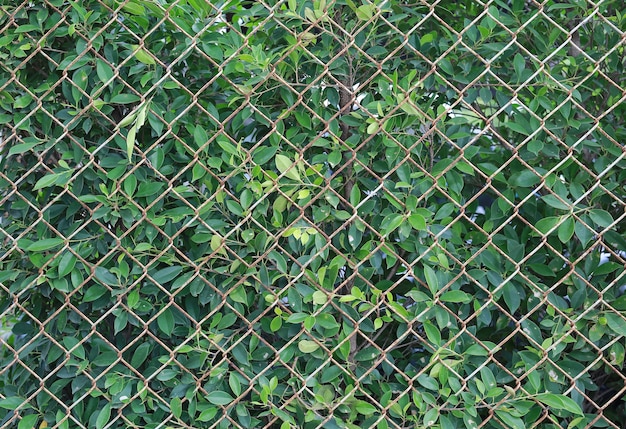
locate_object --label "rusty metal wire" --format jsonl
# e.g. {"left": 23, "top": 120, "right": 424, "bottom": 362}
{"left": 0, "top": 0, "right": 625, "bottom": 428}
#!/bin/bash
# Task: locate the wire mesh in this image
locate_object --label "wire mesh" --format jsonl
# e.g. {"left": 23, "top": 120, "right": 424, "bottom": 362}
{"left": 0, "top": 0, "right": 625, "bottom": 428}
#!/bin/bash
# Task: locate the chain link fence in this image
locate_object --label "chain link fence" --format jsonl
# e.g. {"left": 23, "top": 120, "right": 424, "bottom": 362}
{"left": 0, "top": 0, "right": 625, "bottom": 428}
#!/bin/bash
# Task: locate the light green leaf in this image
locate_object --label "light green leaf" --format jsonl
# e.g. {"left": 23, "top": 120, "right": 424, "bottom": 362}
{"left": 408, "top": 213, "right": 426, "bottom": 230}
{"left": 133, "top": 46, "right": 156, "bottom": 65}
{"left": 126, "top": 123, "right": 137, "bottom": 161}
{"left": 298, "top": 340, "right": 320, "bottom": 353}
{"left": 355, "top": 400, "right": 377, "bottom": 415}
{"left": 275, "top": 154, "right": 300, "bottom": 181}
{"left": 18, "top": 414, "right": 39, "bottom": 429}
{"left": 355, "top": 4, "right": 375, "bottom": 20}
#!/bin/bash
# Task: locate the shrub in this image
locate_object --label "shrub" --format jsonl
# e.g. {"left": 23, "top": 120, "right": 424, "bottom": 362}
{"left": 0, "top": 1, "right": 625, "bottom": 428}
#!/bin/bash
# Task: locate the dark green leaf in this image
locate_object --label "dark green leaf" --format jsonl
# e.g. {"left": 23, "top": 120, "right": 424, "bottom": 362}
{"left": 95, "top": 403, "right": 111, "bottom": 429}
{"left": 157, "top": 308, "right": 175, "bottom": 336}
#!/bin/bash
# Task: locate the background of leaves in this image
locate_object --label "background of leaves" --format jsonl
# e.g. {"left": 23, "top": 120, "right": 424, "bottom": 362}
{"left": 0, "top": 0, "right": 625, "bottom": 428}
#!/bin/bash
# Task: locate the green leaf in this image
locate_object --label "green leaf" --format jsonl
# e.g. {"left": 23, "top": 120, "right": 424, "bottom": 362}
{"left": 14, "top": 94, "right": 33, "bottom": 109}
{"left": 8, "top": 142, "right": 40, "bottom": 156}
{"left": 83, "top": 285, "right": 107, "bottom": 302}
{"left": 423, "top": 321, "right": 441, "bottom": 346}
{"left": 511, "top": 169, "right": 541, "bottom": 187}
{"left": 513, "top": 53, "right": 525, "bottom": 82}
{"left": 229, "top": 374, "right": 242, "bottom": 397}
{"left": 542, "top": 194, "right": 571, "bottom": 210}
{"left": 417, "top": 374, "right": 439, "bottom": 391}
{"left": 298, "top": 340, "right": 320, "bottom": 353}
{"left": 440, "top": 290, "right": 471, "bottom": 303}
{"left": 151, "top": 265, "right": 183, "bottom": 285}
{"left": 557, "top": 216, "right": 575, "bottom": 243}
{"left": 495, "top": 409, "right": 524, "bottom": 429}
{"left": 275, "top": 154, "right": 300, "bottom": 181}
{"left": 206, "top": 391, "right": 234, "bottom": 406}
{"left": 604, "top": 313, "right": 626, "bottom": 337}
{"left": 131, "top": 342, "right": 151, "bottom": 368}
{"left": 589, "top": 209, "right": 613, "bottom": 228}
{"left": 126, "top": 123, "right": 137, "bottom": 160}
{"left": 574, "top": 221, "right": 594, "bottom": 248}
{"left": 133, "top": 47, "right": 156, "bottom": 65}
{"left": 122, "top": 1, "right": 145, "bottom": 15}
{"left": 95, "top": 403, "right": 111, "bottom": 429}
{"left": 58, "top": 252, "right": 77, "bottom": 277}
{"left": 534, "top": 216, "right": 560, "bottom": 235}
{"left": 252, "top": 146, "right": 277, "bottom": 165}
{"left": 408, "top": 213, "right": 426, "bottom": 230}
{"left": 355, "top": 4, "right": 375, "bottom": 20}
{"left": 535, "top": 393, "right": 583, "bottom": 415}
{"left": 382, "top": 214, "right": 404, "bottom": 236}
{"left": 0, "top": 396, "right": 29, "bottom": 410}
{"left": 157, "top": 308, "right": 175, "bottom": 336}
{"left": 94, "top": 266, "right": 118, "bottom": 286}
{"left": 96, "top": 58, "right": 114, "bottom": 84}
{"left": 423, "top": 407, "right": 439, "bottom": 426}
{"left": 424, "top": 265, "right": 439, "bottom": 294}
{"left": 110, "top": 93, "right": 141, "bottom": 104}
{"left": 501, "top": 282, "right": 521, "bottom": 313}
{"left": 196, "top": 407, "right": 219, "bottom": 421}
{"left": 170, "top": 397, "right": 182, "bottom": 419}
{"left": 33, "top": 172, "right": 70, "bottom": 191}
{"left": 18, "top": 414, "right": 39, "bottom": 429}
{"left": 355, "top": 400, "right": 377, "bottom": 415}
{"left": 26, "top": 238, "right": 64, "bottom": 252}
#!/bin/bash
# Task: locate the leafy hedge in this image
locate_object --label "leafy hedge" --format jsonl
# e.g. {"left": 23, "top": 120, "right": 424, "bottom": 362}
{"left": 1, "top": 0, "right": 625, "bottom": 428}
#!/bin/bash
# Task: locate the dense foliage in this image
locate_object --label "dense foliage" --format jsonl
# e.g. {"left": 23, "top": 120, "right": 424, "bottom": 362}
{"left": 0, "top": 0, "right": 625, "bottom": 428}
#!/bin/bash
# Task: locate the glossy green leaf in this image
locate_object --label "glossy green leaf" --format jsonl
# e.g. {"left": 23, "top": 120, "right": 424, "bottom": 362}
{"left": 0, "top": 396, "right": 29, "bottom": 410}
{"left": 18, "top": 414, "right": 39, "bottom": 429}
{"left": 206, "top": 391, "right": 234, "bottom": 406}
{"left": 535, "top": 393, "right": 583, "bottom": 415}
{"left": 95, "top": 403, "right": 111, "bottom": 429}
{"left": 557, "top": 216, "right": 575, "bottom": 242}
{"left": 131, "top": 342, "right": 151, "bottom": 368}
{"left": 157, "top": 308, "right": 175, "bottom": 336}
{"left": 26, "top": 238, "right": 64, "bottom": 252}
